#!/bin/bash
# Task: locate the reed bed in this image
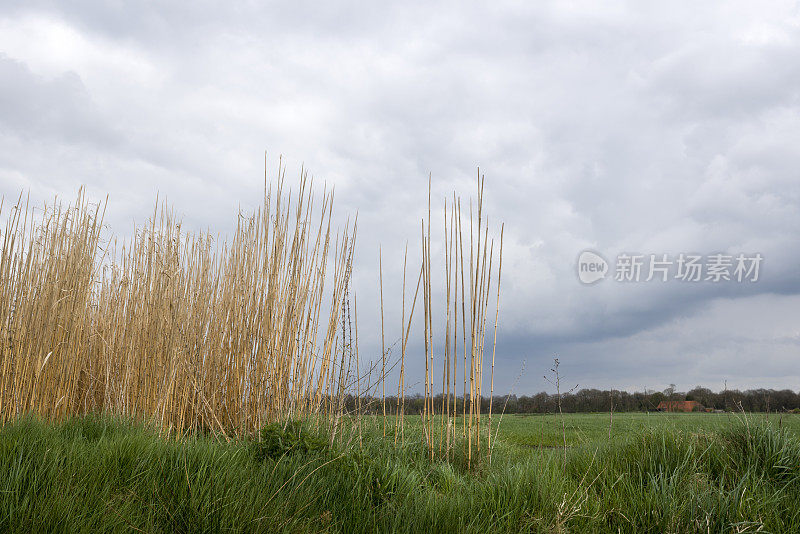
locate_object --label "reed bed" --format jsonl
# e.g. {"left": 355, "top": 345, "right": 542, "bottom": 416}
{"left": 0, "top": 166, "right": 505, "bottom": 461}
{"left": 0, "top": 167, "right": 357, "bottom": 437}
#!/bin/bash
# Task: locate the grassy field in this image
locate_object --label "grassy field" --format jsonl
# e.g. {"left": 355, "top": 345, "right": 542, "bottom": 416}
{"left": 497, "top": 411, "right": 800, "bottom": 448}
{"left": 2, "top": 412, "right": 800, "bottom": 533}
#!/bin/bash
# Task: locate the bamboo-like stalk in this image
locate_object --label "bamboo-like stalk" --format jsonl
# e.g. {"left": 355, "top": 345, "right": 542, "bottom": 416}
{"left": 488, "top": 224, "right": 504, "bottom": 461}
{"left": 421, "top": 221, "right": 430, "bottom": 452}
{"left": 440, "top": 198, "right": 451, "bottom": 457}
{"left": 354, "top": 293, "right": 362, "bottom": 449}
{"left": 379, "top": 247, "right": 386, "bottom": 438}
{"left": 395, "top": 244, "right": 407, "bottom": 445}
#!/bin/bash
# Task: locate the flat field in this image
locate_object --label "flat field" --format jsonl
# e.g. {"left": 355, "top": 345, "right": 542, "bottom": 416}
{"left": 496, "top": 411, "right": 800, "bottom": 448}
{"left": 2, "top": 412, "right": 799, "bottom": 533}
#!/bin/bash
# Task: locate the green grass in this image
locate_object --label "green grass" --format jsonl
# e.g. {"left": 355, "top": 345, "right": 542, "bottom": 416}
{"left": 2, "top": 413, "right": 799, "bottom": 532}
{"left": 496, "top": 411, "right": 800, "bottom": 449}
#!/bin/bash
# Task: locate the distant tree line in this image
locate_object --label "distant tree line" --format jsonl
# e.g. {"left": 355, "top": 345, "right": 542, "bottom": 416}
{"left": 339, "top": 386, "right": 800, "bottom": 414}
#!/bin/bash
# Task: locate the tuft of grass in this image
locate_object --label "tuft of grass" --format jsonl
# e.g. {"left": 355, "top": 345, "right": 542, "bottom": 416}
{"left": 252, "top": 420, "right": 328, "bottom": 462}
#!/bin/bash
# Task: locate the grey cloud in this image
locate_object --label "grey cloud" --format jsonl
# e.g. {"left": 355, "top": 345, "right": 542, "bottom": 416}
{"left": 0, "top": 55, "right": 121, "bottom": 147}
{"left": 1, "top": 2, "right": 799, "bottom": 393}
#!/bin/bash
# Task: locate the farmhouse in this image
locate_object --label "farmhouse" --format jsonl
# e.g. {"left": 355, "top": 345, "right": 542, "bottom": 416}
{"left": 656, "top": 400, "right": 703, "bottom": 412}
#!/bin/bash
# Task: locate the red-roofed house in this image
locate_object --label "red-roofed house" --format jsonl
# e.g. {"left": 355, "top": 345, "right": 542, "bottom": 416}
{"left": 656, "top": 400, "right": 703, "bottom": 412}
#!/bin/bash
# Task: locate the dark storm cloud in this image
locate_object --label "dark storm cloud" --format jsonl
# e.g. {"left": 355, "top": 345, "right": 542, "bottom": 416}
{"left": 1, "top": 1, "right": 799, "bottom": 393}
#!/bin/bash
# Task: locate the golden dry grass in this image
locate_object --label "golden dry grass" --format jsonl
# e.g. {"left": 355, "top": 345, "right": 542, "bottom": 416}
{"left": 0, "top": 168, "right": 356, "bottom": 437}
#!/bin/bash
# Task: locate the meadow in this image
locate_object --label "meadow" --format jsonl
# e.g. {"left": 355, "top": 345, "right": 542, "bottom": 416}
{"left": 498, "top": 411, "right": 800, "bottom": 448}
{"left": 1, "top": 412, "right": 799, "bottom": 533}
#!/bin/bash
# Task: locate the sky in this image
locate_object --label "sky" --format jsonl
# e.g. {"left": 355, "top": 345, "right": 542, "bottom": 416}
{"left": 1, "top": 1, "right": 799, "bottom": 395}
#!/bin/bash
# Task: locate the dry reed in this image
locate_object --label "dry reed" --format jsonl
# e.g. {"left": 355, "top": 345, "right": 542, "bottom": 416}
{"left": 0, "top": 165, "right": 504, "bottom": 466}
{"left": 385, "top": 172, "right": 504, "bottom": 467}
{"left": 0, "top": 164, "right": 357, "bottom": 438}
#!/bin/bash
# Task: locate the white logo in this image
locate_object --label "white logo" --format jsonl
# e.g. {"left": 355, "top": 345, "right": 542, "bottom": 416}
{"left": 577, "top": 250, "right": 608, "bottom": 284}
{"left": 576, "top": 251, "right": 762, "bottom": 285}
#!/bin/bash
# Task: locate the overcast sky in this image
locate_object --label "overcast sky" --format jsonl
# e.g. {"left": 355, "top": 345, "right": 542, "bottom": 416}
{"left": 1, "top": 1, "right": 799, "bottom": 395}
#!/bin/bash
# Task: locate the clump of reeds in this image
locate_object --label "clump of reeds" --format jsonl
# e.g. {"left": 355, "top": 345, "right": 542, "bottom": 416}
{"left": 383, "top": 173, "right": 504, "bottom": 467}
{"left": 0, "top": 164, "right": 357, "bottom": 437}
{"left": 0, "top": 164, "right": 505, "bottom": 460}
